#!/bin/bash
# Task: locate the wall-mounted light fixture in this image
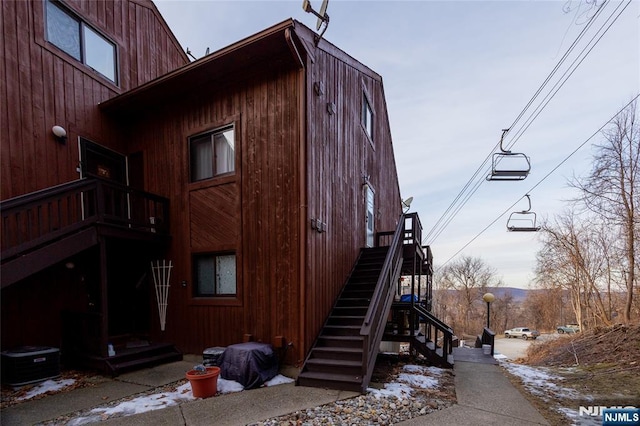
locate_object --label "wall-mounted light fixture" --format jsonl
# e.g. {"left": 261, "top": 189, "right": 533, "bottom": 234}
{"left": 52, "top": 125, "right": 67, "bottom": 144}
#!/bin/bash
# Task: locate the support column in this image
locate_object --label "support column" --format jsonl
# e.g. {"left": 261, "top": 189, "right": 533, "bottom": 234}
{"left": 99, "top": 236, "right": 109, "bottom": 357}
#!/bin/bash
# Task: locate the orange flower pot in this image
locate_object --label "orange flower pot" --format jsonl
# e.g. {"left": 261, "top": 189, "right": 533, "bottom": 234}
{"left": 185, "top": 366, "right": 220, "bottom": 398}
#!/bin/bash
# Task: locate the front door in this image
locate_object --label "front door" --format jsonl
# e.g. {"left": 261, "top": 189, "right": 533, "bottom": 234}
{"left": 79, "top": 138, "right": 129, "bottom": 221}
{"left": 79, "top": 138, "right": 127, "bottom": 184}
{"left": 365, "top": 184, "right": 375, "bottom": 247}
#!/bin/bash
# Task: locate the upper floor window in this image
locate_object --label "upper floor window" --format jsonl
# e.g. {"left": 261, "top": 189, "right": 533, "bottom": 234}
{"left": 45, "top": 0, "right": 118, "bottom": 83}
{"left": 190, "top": 126, "right": 235, "bottom": 182}
{"left": 362, "top": 94, "right": 374, "bottom": 141}
{"left": 193, "top": 253, "right": 237, "bottom": 297}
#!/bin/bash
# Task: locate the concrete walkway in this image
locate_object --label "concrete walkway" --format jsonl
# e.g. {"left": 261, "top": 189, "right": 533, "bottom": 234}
{"left": 1, "top": 351, "right": 549, "bottom": 425}
{"left": 397, "top": 360, "right": 549, "bottom": 425}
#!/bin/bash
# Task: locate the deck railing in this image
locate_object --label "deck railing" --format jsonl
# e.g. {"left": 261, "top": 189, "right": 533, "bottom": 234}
{"left": 1, "top": 178, "right": 169, "bottom": 261}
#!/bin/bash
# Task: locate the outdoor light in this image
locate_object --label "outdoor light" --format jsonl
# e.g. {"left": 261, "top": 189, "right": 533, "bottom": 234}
{"left": 52, "top": 125, "right": 67, "bottom": 144}
{"left": 483, "top": 292, "right": 495, "bottom": 329}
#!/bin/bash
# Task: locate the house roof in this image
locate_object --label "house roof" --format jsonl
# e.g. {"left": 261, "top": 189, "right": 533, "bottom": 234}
{"left": 100, "top": 19, "right": 382, "bottom": 116}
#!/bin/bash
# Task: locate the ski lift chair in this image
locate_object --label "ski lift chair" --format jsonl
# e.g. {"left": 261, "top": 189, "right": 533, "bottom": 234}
{"left": 486, "top": 129, "right": 531, "bottom": 181}
{"left": 487, "top": 151, "right": 531, "bottom": 181}
{"left": 507, "top": 194, "right": 541, "bottom": 232}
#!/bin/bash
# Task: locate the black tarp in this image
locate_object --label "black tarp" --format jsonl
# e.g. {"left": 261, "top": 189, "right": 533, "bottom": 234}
{"left": 217, "top": 342, "right": 278, "bottom": 389}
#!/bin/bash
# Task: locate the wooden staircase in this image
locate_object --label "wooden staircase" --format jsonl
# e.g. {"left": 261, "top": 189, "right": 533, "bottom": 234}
{"left": 297, "top": 246, "right": 390, "bottom": 392}
{"left": 297, "top": 213, "right": 455, "bottom": 392}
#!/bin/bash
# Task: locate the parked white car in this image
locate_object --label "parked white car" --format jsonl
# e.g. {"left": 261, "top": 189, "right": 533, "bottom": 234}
{"left": 504, "top": 327, "right": 540, "bottom": 340}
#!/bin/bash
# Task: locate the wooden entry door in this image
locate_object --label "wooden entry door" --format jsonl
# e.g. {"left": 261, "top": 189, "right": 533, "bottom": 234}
{"left": 79, "top": 138, "right": 127, "bottom": 184}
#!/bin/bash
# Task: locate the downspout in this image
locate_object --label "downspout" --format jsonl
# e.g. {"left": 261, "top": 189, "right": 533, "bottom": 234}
{"left": 285, "top": 27, "right": 307, "bottom": 365}
{"left": 285, "top": 28, "right": 305, "bottom": 69}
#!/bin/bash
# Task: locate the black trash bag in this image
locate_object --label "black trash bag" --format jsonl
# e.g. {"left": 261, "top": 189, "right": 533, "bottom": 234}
{"left": 217, "top": 342, "right": 278, "bottom": 389}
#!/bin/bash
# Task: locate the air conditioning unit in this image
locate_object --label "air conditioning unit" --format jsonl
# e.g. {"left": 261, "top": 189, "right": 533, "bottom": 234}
{"left": 1, "top": 346, "right": 60, "bottom": 386}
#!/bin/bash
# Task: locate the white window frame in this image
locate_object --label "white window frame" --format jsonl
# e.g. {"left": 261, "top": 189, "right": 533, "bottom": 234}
{"left": 45, "top": 0, "right": 118, "bottom": 84}
{"left": 189, "top": 126, "right": 235, "bottom": 182}
{"left": 362, "top": 94, "right": 374, "bottom": 142}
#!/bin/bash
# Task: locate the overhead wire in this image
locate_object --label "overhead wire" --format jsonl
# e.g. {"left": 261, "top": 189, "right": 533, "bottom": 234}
{"left": 423, "top": 0, "right": 630, "bottom": 246}
{"left": 435, "top": 92, "right": 640, "bottom": 271}
{"left": 424, "top": 0, "right": 614, "bottom": 244}
{"left": 503, "top": 0, "right": 630, "bottom": 152}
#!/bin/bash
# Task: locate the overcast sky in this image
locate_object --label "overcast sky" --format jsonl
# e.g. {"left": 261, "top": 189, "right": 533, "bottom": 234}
{"left": 154, "top": 0, "right": 639, "bottom": 289}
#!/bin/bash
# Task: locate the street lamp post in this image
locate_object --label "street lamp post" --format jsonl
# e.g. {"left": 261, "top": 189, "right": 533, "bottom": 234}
{"left": 482, "top": 292, "right": 495, "bottom": 329}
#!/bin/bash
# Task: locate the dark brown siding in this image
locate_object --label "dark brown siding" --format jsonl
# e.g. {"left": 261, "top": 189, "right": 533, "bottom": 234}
{"left": 302, "top": 38, "right": 403, "bottom": 353}
{"left": 1, "top": 0, "right": 188, "bottom": 200}
{"left": 125, "top": 64, "right": 305, "bottom": 363}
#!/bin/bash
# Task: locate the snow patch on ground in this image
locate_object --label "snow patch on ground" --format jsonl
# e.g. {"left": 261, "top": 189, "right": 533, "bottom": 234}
{"left": 499, "top": 360, "right": 600, "bottom": 426}
{"left": 501, "top": 362, "right": 580, "bottom": 400}
{"left": 52, "top": 374, "right": 294, "bottom": 425}
{"left": 367, "top": 364, "right": 445, "bottom": 399}
{"left": 17, "top": 379, "right": 76, "bottom": 401}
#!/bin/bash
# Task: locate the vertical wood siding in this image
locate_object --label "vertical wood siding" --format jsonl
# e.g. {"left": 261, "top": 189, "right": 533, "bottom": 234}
{"left": 2, "top": 10, "right": 402, "bottom": 368}
{"left": 126, "top": 63, "right": 305, "bottom": 363}
{"left": 1, "top": 0, "right": 187, "bottom": 200}
{"left": 303, "top": 45, "right": 402, "bottom": 353}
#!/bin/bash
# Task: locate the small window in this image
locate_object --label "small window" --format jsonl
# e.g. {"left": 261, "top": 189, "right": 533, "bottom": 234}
{"left": 362, "top": 95, "right": 374, "bottom": 141}
{"left": 45, "top": 0, "right": 118, "bottom": 83}
{"left": 190, "top": 126, "right": 235, "bottom": 182}
{"left": 193, "top": 253, "right": 236, "bottom": 297}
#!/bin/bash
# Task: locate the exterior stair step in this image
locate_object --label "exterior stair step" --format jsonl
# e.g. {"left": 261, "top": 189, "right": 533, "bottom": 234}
{"left": 297, "top": 371, "right": 363, "bottom": 392}
{"left": 311, "top": 346, "right": 363, "bottom": 361}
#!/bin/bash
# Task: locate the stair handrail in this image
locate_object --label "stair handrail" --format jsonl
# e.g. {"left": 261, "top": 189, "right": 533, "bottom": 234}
{"left": 359, "top": 215, "right": 405, "bottom": 391}
{"left": 413, "top": 303, "right": 454, "bottom": 363}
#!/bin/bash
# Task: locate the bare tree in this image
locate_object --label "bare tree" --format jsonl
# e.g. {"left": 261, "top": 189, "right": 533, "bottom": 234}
{"left": 522, "top": 287, "right": 563, "bottom": 332}
{"left": 571, "top": 101, "right": 639, "bottom": 323}
{"left": 536, "top": 211, "right": 619, "bottom": 329}
{"left": 436, "top": 256, "right": 501, "bottom": 335}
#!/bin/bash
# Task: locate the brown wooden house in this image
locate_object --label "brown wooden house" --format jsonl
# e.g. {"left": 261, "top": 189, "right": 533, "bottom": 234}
{"left": 2, "top": 0, "right": 452, "bottom": 392}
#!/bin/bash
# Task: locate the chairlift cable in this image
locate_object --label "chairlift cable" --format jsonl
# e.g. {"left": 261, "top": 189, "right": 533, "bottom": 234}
{"left": 503, "top": 0, "right": 610, "bottom": 138}
{"left": 423, "top": 1, "right": 630, "bottom": 246}
{"left": 503, "top": 0, "right": 631, "bottom": 153}
{"left": 435, "top": 93, "right": 640, "bottom": 271}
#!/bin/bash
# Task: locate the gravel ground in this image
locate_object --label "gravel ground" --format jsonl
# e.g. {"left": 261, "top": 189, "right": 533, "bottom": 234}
{"left": 253, "top": 354, "right": 457, "bottom": 426}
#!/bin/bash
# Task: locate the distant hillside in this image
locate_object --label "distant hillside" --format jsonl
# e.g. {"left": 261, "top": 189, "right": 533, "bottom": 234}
{"left": 485, "top": 287, "right": 529, "bottom": 303}
{"left": 434, "top": 287, "right": 530, "bottom": 303}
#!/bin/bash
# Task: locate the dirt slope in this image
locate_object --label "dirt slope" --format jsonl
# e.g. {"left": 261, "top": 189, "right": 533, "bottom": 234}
{"left": 525, "top": 324, "right": 640, "bottom": 369}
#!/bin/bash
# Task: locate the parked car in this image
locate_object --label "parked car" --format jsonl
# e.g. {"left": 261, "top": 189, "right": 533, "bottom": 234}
{"left": 504, "top": 327, "right": 540, "bottom": 340}
{"left": 557, "top": 324, "right": 580, "bottom": 334}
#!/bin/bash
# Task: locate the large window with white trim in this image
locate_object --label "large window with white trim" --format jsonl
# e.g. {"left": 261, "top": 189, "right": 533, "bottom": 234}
{"left": 189, "top": 126, "right": 235, "bottom": 182}
{"left": 45, "top": 0, "right": 118, "bottom": 83}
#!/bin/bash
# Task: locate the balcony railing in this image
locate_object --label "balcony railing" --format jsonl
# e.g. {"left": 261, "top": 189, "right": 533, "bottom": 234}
{"left": 1, "top": 178, "right": 169, "bottom": 262}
